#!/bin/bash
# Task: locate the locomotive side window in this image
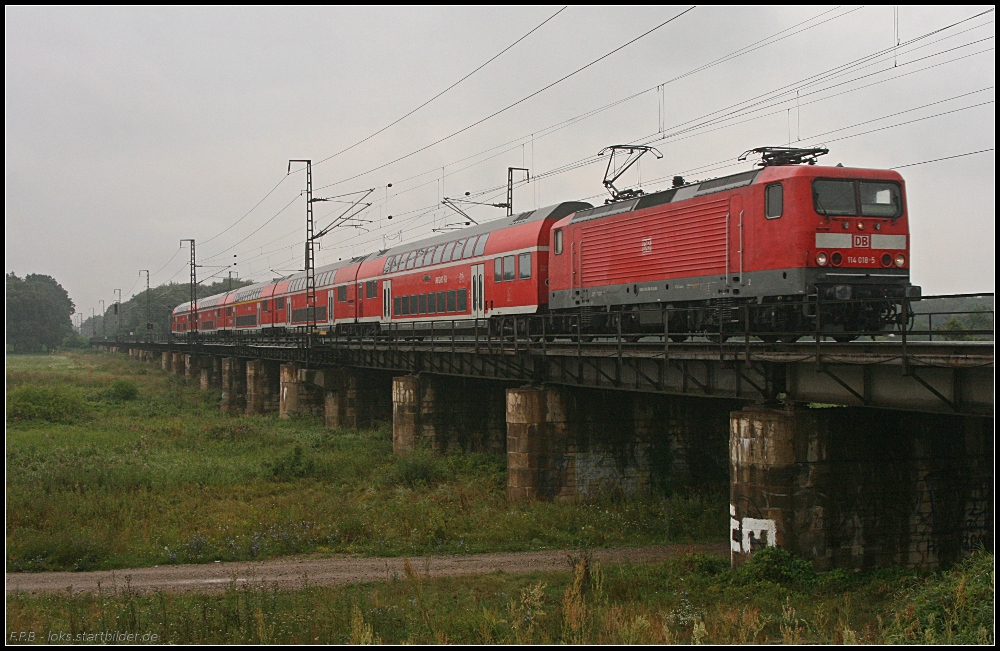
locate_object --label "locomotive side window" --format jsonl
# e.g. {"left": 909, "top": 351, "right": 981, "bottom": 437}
{"left": 503, "top": 255, "right": 516, "bottom": 281}
{"left": 554, "top": 229, "right": 563, "bottom": 254}
{"left": 765, "top": 183, "right": 783, "bottom": 219}
{"left": 813, "top": 179, "right": 857, "bottom": 216}
{"left": 494, "top": 258, "right": 503, "bottom": 282}
{"left": 860, "top": 182, "right": 902, "bottom": 218}
{"left": 518, "top": 252, "right": 532, "bottom": 279}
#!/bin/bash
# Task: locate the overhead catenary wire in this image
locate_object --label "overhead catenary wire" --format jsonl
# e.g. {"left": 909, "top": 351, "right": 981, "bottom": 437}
{"left": 313, "top": 6, "right": 569, "bottom": 169}
{"left": 892, "top": 148, "right": 995, "bottom": 169}
{"left": 184, "top": 8, "right": 995, "bottom": 283}
{"left": 314, "top": 6, "right": 697, "bottom": 191}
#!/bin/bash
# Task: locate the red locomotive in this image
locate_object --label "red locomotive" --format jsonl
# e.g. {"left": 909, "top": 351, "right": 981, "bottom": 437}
{"left": 172, "top": 147, "right": 920, "bottom": 341}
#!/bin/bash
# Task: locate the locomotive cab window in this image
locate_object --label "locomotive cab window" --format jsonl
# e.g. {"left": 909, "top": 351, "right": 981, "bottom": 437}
{"left": 860, "top": 181, "right": 902, "bottom": 218}
{"left": 765, "top": 183, "right": 783, "bottom": 219}
{"left": 553, "top": 229, "right": 563, "bottom": 254}
{"left": 813, "top": 179, "right": 857, "bottom": 216}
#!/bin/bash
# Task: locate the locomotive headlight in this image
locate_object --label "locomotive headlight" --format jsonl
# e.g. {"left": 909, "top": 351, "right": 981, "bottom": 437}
{"left": 816, "top": 252, "right": 829, "bottom": 266}
{"left": 894, "top": 253, "right": 906, "bottom": 267}
{"left": 857, "top": 221, "right": 865, "bottom": 230}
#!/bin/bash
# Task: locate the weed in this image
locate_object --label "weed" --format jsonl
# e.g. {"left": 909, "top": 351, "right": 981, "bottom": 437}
{"left": 6, "top": 385, "right": 85, "bottom": 423}
{"left": 732, "top": 546, "right": 817, "bottom": 585}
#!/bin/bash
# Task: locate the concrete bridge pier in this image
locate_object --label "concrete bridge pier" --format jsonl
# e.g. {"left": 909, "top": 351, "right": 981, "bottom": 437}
{"left": 505, "top": 385, "right": 735, "bottom": 503}
{"left": 184, "top": 354, "right": 201, "bottom": 381}
{"left": 246, "top": 359, "right": 280, "bottom": 414}
{"left": 729, "top": 406, "right": 993, "bottom": 571}
{"left": 200, "top": 356, "right": 222, "bottom": 391}
{"left": 161, "top": 351, "right": 173, "bottom": 373}
{"left": 392, "top": 374, "right": 507, "bottom": 455}
{"left": 220, "top": 358, "right": 247, "bottom": 413}
{"left": 171, "top": 352, "right": 184, "bottom": 376}
{"left": 279, "top": 364, "right": 325, "bottom": 418}
{"left": 324, "top": 368, "right": 393, "bottom": 431}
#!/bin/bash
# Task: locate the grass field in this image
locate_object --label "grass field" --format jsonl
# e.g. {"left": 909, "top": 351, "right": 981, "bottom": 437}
{"left": 6, "top": 351, "right": 725, "bottom": 573}
{"left": 6, "top": 549, "right": 992, "bottom": 644}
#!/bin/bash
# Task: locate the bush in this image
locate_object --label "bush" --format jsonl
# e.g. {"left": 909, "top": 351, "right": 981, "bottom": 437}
{"left": 733, "top": 547, "right": 817, "bottom": 585}
{"left": 269, "top": 445, "right": 318, "bottom": 481}
{"left": 395, "top": 451, "right": 443, "bottom": 487}
{"left": 99, "top": 379, "right": 140, "bottom": 402}
{"left": 6, "top": 385, "right": 85, "bottom": 423}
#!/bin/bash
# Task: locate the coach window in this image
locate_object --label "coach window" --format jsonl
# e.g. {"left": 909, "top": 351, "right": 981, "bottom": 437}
{"left": 431, "top": 245, "right": 444, "bottom": 265}
{"left": 409, "top": 295, "right": 418, "bottom": 315}
{"left": 457, "top": 289, "right": 468, "bottom": 312}
{"left": 462, "top": 237, "right": 476, "bottom": 259}
{"left": 518, "top": 252, "right": 532, "bottom": 280}
{"left": 338, "top": 286, "right": 348, "bottom": 302}
{"left": 442, "top": 241, "right": 456, "bottom": 262}
{"left": 393, "top": 296, "right": 401, "bottom": 316}
{"left": 451, "top": 239, "right": 466, "bottom": 262}
{"left": 553, "top": 229, "right": 563, "bottom": 254}
{"left": 405, "top": 251, "right": 417, "bottom": 270}
{"left": 474, "top": 233, "right": 489, "bottom": 256}
{"left": 437, "top": 291, "right": 446, "bottom": 313}
{"left": 447, "top": 290, "right": 457, "bottom": 312}
{"left": 419, "top": 293, "right": 427, "bottom": 314}
{"left": 494, "top": 258, "right": 503, "bottom": 283}
{"left": 262, "top": 299, "right": 269, "bottom": 311}
{"left": 503, "top": 255, "right": 516, "bottom": 281}
{"left": 765, "top": 183, "right": 783, "bottom": 219}
{"left": 427, "top": 292, "right": 437, "bottom": 313}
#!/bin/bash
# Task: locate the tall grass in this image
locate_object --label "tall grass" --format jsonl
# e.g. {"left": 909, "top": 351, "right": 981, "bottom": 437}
{"left": 7, "top": 551, "right": 992, "bottom": 643}
{"left": 7, "top": 352, "right": 726, "bottom": 572}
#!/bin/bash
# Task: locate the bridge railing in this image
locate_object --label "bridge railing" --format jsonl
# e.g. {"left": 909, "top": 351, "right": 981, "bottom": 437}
{"left": 95, "top": 293, "right": 994, "bottom": 355}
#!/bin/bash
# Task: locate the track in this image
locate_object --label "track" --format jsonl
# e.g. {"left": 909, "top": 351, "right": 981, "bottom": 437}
{"left": 5, "top": 543, "right": 727, "bottom": 595}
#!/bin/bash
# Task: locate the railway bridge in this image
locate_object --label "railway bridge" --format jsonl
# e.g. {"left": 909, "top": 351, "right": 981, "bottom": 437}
{"left": 93, "top": 300, "right": 994, "bottom": 572}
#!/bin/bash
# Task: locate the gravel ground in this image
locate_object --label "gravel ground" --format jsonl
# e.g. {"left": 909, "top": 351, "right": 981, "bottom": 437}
{"left": 6, "top": 543, "right": 728, "bottom": 595}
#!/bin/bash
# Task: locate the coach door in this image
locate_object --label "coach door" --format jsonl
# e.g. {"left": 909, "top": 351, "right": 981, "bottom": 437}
{"left": 382, "top": 280, "right": 392, "bottom": 321}
{"left": 471, "top": 264, "right": 485, "bottom": 318}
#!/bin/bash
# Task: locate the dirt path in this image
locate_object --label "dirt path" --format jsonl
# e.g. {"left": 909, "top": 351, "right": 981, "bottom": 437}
{"left": 6, "top": 543, "right": 727, "bottom": 595}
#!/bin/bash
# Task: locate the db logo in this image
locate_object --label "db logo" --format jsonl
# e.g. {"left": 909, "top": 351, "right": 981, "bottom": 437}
{"left": 641, "top": 237, "right": 652, "bottom": 254}
{"left": 853, "top": 235, "right": 870, "bottom": 248}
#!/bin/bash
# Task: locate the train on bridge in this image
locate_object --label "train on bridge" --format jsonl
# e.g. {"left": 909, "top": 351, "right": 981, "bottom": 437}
{"left": 172, "top": 147, "right": 921, "bottom": 342}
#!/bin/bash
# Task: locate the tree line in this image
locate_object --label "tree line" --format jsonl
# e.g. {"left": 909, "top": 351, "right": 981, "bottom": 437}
{"left": 80, "top": 278, "right": 255, "bottom": 339}
{"left": 6, "top": 273, "right": 77, "bottom": 352}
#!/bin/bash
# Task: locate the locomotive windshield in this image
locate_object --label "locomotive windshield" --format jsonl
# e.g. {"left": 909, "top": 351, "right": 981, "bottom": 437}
{"left": 813, "top": 179, "right": 902, "bottom": 218}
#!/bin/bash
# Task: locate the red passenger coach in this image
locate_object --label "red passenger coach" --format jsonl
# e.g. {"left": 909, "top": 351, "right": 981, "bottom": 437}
{"left": 359, "top": 201, "right": 590, "bottom": 332}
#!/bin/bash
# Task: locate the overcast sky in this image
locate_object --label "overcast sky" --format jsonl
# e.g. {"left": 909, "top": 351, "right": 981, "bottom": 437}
{"left": 5, "top": 5, "right": 995, "bottom": 316}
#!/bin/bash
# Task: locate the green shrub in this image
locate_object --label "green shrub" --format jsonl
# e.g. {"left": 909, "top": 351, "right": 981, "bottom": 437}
{"left": 6, "top": 385, "right": 85, "bottom": 423}
{"left": 269, "top": 445, "right": 318, "bottom": 481}
{"left": 100, "top": 379, "right": 140, "bottom": 401}
{"left": 733, "top": 547, "right": 817, "bottom": 585}
{"left": 394, "top": 450, "right": 443, "bottom": 487}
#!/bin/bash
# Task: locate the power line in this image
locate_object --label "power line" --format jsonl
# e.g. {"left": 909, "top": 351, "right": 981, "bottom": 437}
{"left": 314, "top": 6, "right": 569, "bottom": 169}
{"left": 201, "top": 174, "right": 291, "bottom": 246}
{"left": 892, "top": 148, "right": 994, "bottom": 169}
{"left": 315, "top": 6, "right": 697, "bottom": 191}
